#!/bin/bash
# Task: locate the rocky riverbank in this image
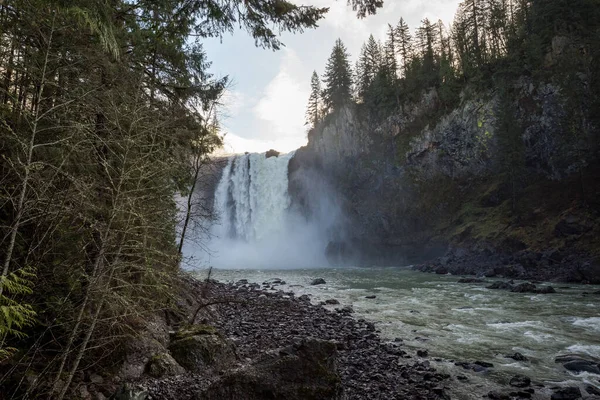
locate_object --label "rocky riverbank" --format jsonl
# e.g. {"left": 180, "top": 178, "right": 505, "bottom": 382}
{"left": 133, "top": 277, "right": 452, "bottom": 399}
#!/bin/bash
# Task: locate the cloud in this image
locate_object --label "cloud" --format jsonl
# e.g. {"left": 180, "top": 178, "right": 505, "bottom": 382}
{"left": 252, "top": 48, "right": 310, "bottom": 150}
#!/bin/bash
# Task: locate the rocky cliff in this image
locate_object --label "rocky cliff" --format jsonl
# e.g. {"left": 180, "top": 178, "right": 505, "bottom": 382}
{"left": 289, "top": 78, "right": 600, "bottom": 281}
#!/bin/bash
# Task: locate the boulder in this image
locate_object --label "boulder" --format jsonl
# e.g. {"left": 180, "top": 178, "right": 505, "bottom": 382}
{"left": 458, "top": 278, "right": 485, "bottom": 283}
{"left": 505, "top": 352, "right": 528, "bottom": 362}
{"left": 487, "top": 281, "right": 513, "bottom": 290}
{"left": 509, "top": 375, "right": 531, "bottom": 388}
{"left": 197, "top": 339, "right": 342, "bottom": 400}
{"left": 536, "top": 286, "right": 556, "bottom": 294}
{"left": 511, "top": 283, "right": 538, "bottom": 293}
{"left": 325, "top": 299, "right": 340, "bottom": 305}
{"left": 365, "top": 295, "right": 377, "bottom": 299}
{"left": 586, "top": 385, "right": 600, "bottom": 396}
{"left": 168, "top": 325, "right": 236, "bottom": 372}
{"left": 265, "top": 149, "right": 280, "bottom": 158}
{"left": 550, "top": 387, "right": 582, "bottom": 400}
{"left": 488, "top": 391, "right": 510, "bottom": 400}
{"left": 563, "top": 360, "right": 600, "bottom": 375}
{"left": 311, "top": 278, "right": 326, "bottom": 285}
{"left": 145, "top": 352, "right": 185, "bottom": 378}
{"left": 111, "top": 384, "right": 149, "bottom": 400}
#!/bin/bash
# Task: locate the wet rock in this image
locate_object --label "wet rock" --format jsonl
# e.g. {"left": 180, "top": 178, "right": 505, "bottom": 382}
{"left": 417, "top": 350, "right": 429, "bottom": 357}
{"left": 563, "top": 360, "right": 600, "bottom": 375}
{"left": 310, "top": 278, "right": 326, "bottom": 285}
{"left": 365, "top": 295, "right": 377, "bottom": 299}
{"left": 145, "top": 352, "right": 185, "bottom": 378}
{"left": 198, "top": 339, "right": 342, "bottom": 400}
{"left": 474, "top": 361, "right": 494, "bottom": 368}
{"left": 168, "top": 325, "right": 236, "bottom": 372}
{"left": 265, "top": 149, "right": 280, "bottom": 158}
{"left": 458, "top": 278, "right": 484, "bottom": 283}
{"left": 325, "top": 299, "right": 340, "bottom": 305}
{"left": 487, "top": 281, "right": 513, "bottom": 290}
{"left": 488, "top": 391, "right": 510, "bottom": 399}
{"left": 511, "top": 283, "right": 538, "bottom": 293}
{"left": 435, "top": 266, "right": 449, "bottom": 275}
{"left": 550, "top": 386, "right": 582, "bottom": 400}
{"left": 510, "top": 375, "right": 531, "bottom": 388}
{"left": 536, "top": 286, "right": 556, "bottom": 294}
{"left": 505, "top": 352, "right": 528, "bottom": 362}
{"left": 586, "top": 385, "right": 600, "bottom": 396}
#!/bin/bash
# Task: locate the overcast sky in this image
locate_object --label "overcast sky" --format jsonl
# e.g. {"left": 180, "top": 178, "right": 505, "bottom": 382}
{"left": 203, "top": 0, "right": 462, "bottom": 154}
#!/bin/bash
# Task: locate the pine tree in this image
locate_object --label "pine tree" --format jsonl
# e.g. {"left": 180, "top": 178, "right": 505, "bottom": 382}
{"left": 396, "top": 17, "right": 413, "bottom": 77}
{"left": 384, "top": 24, "right": 398, "bottom": 78}
{"left": 306, "top": 71, "right": 322, "bottom": 128}
{"left": 323, "top": 39, "right": 353, "bottom": 111}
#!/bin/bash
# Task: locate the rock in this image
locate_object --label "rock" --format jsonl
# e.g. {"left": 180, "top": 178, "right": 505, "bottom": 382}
{"left": 511, "top": 283, "right": 538, "bottom": 293}
{"left": 563, "top": 360, "right": 600, "bottom": 375}
{"left": 145, "top": 352, "right": 185, "bottom": 378}
{"left": 111, "top": 384, "right": 149, "bottom": 400}
{"left": 89, "top": 373, "right": 104, "bottom": 384}
{"left": 586, "top": 385, "right": 600, "bottom": 396}
{"left": 198, "top": 339, "right": 342, "bottom": 400}
{"left": 505, "top": 352, "right": 528, "bottom": 362}
{"left": 551, "top": 387, "right": 582, "bottom": 400}
{"left": 311, "top": 278, "right": 326, "bottom": 285}
{"left": 536, "top": 286, "right": 556, "bottom": 294}
{"left": 365, "top": 295, "right": 376, "bottom": 299}
{"left": 458, "top": 278, "right": 484, "bottom": 283}
{"left": 265, "top": 149, "right": 280, "bottom": 158}
{"left": 325, "top": 299, "right": 340, "bottom": 305}
{"left": 168, "top": 325, "right": 236, "bottom": 372}
{"left": 474, "top": 361, "right": 494, "bottom": 368}
{"left": 435, "top": 266, "right": 449, "bottom": 275}
{"left": 488, "top": 391, "right": 510, "bottom": 399}
{"left": 510, "top": 375, "right": 531, "bottom": 388}
{"left": 417, "top": 350, "right": 428, "bottom": 357}
{"left": 487, "top": 281, "right": 513, "bottom": 290}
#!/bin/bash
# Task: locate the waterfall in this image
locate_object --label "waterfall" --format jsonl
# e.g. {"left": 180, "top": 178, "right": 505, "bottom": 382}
{"left": 213, "top": 152, "right": 295, "bottom": 242}
{"left": 181, "top": 150, "right": 343, "bottom": 269}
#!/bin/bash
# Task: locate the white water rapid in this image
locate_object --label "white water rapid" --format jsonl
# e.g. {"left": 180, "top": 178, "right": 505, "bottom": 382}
{"left": 187, "top": 151, "right": 335, "bottom": 269}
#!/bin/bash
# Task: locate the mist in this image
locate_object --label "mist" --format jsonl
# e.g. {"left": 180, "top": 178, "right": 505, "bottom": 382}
{"left": 182, "top": 151, "right": 346, "bottom": 270}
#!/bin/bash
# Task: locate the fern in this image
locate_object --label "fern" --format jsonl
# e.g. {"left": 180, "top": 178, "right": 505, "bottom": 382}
{"left": 0, "top": 268, "right": 37, "bottom": 362}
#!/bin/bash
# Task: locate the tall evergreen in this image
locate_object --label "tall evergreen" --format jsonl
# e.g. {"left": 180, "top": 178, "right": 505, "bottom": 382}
{"left": 384, "top": 24, "right": 398, "bottom": 78}
{"left": 323, "top": 39, "right": 353, "bottom": 111}
{"left": 306, "top": 71, "right": 322, "bottom": 128}
{"left": 396, "top": 17, "right": 413, "bottom": 77}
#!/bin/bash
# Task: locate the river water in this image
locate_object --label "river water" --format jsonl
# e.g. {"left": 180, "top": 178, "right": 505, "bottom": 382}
{"left": 205, "top": 267, "right": 600, "bottom": 398}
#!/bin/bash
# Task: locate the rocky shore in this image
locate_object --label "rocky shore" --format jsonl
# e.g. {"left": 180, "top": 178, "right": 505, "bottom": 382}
{"left": 134, "top": 278, "right": 452, "bottom": 400}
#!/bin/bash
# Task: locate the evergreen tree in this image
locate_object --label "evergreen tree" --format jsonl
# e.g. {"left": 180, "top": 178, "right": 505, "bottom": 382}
{"left": 323, "top": 39, "right": 353, "bottom": 111}
{"left": 396, "top": 17, "right": 413, "bottom": 77}
{"left": 306, "top": 71, "right": 322, "bottom": 128}
{"left": 384, "top": 24, "right": 398, "bottom": 78}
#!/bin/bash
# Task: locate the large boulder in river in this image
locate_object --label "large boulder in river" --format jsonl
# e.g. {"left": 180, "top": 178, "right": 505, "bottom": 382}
{"left": 145, "top": 352, "right": 185, "bottom": 378}
{"left": 168, "top": 325, "right": 236, "bottom": 372}
{"left": 311, "top": 278, "right": 326, "bottom": 285}
{"left": 197, "top": 339, "right": 342, "bottom": 400}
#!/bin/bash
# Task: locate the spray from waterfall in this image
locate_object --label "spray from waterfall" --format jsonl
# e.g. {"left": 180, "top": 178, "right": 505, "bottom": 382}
{"left": 185, "top": 151, "right": 342, "bottom": 269}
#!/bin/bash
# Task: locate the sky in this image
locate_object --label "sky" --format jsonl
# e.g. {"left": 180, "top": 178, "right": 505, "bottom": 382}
{"left": 203, "top": 0, "right": 462, "bottom": 154}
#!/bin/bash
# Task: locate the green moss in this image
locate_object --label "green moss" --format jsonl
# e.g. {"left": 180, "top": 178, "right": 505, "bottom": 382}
{"left": 172, "top": 324, "right": 218, "bottom": 341}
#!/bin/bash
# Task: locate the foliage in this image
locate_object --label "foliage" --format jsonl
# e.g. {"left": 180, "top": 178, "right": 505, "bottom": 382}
{"left": 323, "top": 39, "right": 353, "bottom": 112}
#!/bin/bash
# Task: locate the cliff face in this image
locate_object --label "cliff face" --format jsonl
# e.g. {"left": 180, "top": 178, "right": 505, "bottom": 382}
{"left": 289, "top": 79, "right": 600, "bottom": 280}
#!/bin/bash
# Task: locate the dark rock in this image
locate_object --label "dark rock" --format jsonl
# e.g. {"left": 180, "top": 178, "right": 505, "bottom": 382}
{"left": 474, "top": 361, "right": 494, "bottom": 368}
{"left": 417, "top": 350, "right": 428, "bottom": 357}
{"left": 435, "top": 266, "right": 449, "bottom": 275}
{"left": 487, "top": 281, "right": 513, "bottom": 290}
{"left": 168, "top": 325, "right": 236, "bottom": 372}
{"left": 458, "top": 278, "right": 484, "bottom": 283}
{"left": 265, "top": 149, "right": 280, "bottom": 158}
{"left": 554, "top": 217, "right": 591, "bottom": 237}
{"left": 325, "top": 299, "right": 340, "bottom": 305}
{"left": 511, "top": 283, "right": 538, "bottom": 293}
{"left": 586, "top": 385, "right": 600, "bottom": 396}
{"left": 510, "top": 375, "right": 531, "bottom": 388}
{"left": 365, "top": 295, "right": 377, "bottom": 299}
{"left": 310, "top": 278, "right": 326, "bottom": 285}
{"left": 145, "top": 353, "right": 185, "bottom": 378}
{"left": 198, "top": 339, "right": 342, "bottom": 400}
{"left": 506, "top": 352, "right": 528, "bottom": 362}
{"left": 563, "top": 360, "right": 600, "bottom": 375}
{"left": 488, "top": 391, "right": 510, "bottom": 399}
{"left": 536, "top": 286, "right": 556, "bottom": 294}
{"left": 550, "top": 387, "right": 582, "bottom": 400}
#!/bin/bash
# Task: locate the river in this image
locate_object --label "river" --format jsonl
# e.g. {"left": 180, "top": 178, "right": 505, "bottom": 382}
{"left": 203, "top": 267, "right": 600, "bottom": 398}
